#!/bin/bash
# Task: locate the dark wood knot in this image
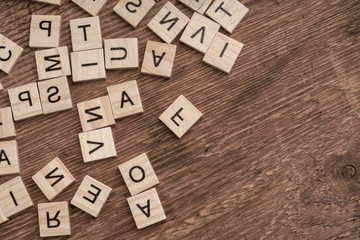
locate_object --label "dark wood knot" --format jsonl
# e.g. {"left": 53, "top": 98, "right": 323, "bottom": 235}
{"left": 342, "top": 165, "right": 356, "bottom": 178}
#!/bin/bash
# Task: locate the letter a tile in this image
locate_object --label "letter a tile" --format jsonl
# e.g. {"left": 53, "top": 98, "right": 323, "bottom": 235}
{"left": 38, "top": 201, "right": 71, "bottom": 237}
{"left": 141, "top": 41, "right": 176, "bottom": 78}
{"left": 0, "top": 176, "right": 33, "bottom": 218}
{"left": 32, "top": 157, "right": 76, "bottom": 201}
{"left": 159, "top": 95, "right": 202, "bottom": 138}
{"left": 71, "top": 175, "right": 112, "bottom": 217}
{"left": 127, "top": 188, "right": 166, "bottom": 229}
{"left": 79, "top": 127, "right": 117, "bottom": 163}
{"left": 0, "top": 34, "right": 24, "bottom": 74}
{"left": 0, "top": 140, "right": 19, "bottom": 176}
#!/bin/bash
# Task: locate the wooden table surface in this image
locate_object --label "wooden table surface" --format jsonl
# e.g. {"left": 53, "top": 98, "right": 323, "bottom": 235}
{"left": 1, "top": 0, "right": 360, "bottom": 239}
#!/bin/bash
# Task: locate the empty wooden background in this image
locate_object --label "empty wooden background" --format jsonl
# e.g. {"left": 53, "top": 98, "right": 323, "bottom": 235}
{"left": 1, "top": 0, "right": 360, "bottom": 239}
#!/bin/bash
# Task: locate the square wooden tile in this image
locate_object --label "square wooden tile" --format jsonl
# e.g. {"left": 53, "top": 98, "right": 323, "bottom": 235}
{"left": 206, "top": 0, "right": 248, "bottom": 33}
{"left": 32, "top": 157, "right": 76, "bottom": 201}
{"left": 104, "top": 38, "right": 138, "bottom": 69}
{"left": 106, "top": 80, "right": 143, "bottom": 119}
{"left": 77, "top": 96, "right": 115, "bottom": 132}
{"left": 71, "top": 175, "right": 112, "bottom": 217}
{"left": 79, "top": 127, "right": 117, "bottom": 163}
{"left": 35, "top": 46, "right": 71, "bottom": 81}
{"left": 147, "top": 2, "right": 189, "bottom": 44}
{"left": 203, "top": 32, "right": 243, "bottom": 73}
{"left": 38, "top": 76, "right": 73, "bottom": 114}
{"left": 32, "top": 0, "right": 62, "bottom": 5}
{"left": 141, "top": 41, "right": 176, "bottom": 78}
{"left": 71, "top": 49, "right": 106, "bottom": 82}
{"left": 70, "top": 16, "right": 102, "bottom": 52}
{"left": 29, "top": 15, "right": 61, "bottom": 48}
{"left": 159, "top": 95, "right": 202, "bottom": 138}
{"left": 127, "top": 188, "right": 166, "bottom": 229}
{"left": 0, "top": 140, "right": 19, "bottom": 176}
{"left": 8, "top": 82, "right": 43, "bottom": 121}
{"left": 178, "top": 0, "right": 212, "bottom": 15}
{"left": 0, "top": 205, "right": 8, "bottom": 224}
{"left": 72, "top": 0, "right": 109, "bottom": 16}
{"left": 0, "top": 34, "right": 24, "bottom": 74}
{"left": 119, "top": 153, "right": 159, "bottom": 196}
{"left": 0, "top": 176, "right": 33, "bottom": 218}
{"left": 180, "top": 12, "right": 220, "bottom": 53}
{"left": 0, "top": 107, "right": 16, "bottom": 139}
{"left": 113, "top": 0, "right": 155, "bottom": 28}
{"left": 38, "top": 201, "right": 71, "bottom": 237}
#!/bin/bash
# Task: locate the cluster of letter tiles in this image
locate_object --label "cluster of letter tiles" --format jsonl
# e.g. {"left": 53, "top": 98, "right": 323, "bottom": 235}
{"left": 0, "top": 0, "right": 248, "bottom": 237}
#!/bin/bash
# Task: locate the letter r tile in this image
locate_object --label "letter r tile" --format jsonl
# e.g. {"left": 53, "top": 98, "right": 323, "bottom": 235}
{"left": 159, "top": 95, "right": 202, "bottom": 138}
{"left": 71, "top": 175, "right": 112, "bottom": 217}
{"left": 38, "top": 201, "right": 71, "bottom": 237}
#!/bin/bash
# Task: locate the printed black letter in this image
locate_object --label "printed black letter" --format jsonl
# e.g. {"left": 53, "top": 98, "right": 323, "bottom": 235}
{"left": 83, "top": 184, "right": 101, "bottom": 204}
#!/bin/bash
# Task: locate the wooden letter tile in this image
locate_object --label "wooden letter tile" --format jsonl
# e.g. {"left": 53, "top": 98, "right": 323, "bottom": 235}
{"left": 106, "top": 80, "right": 143, "bottom": 119}
{"left": 0, "top": 205, "right": 8, "bottom": 224}
{"left": 119, "top": 153, "right": 159, "bottom": 196}
{"left": 203, "top": 32, "right": 243, "bottom": 73}
{"left": 206, "top": 0, "right": 248, "bottom": 33}
{"left": 180, "top": 12, "right": 220, "bottom": 53}
{"left": 70, "top": 16, "right": 102, "bottom": 52}
{"left": 72, "top": 0, "right": 109, "bottom": 16}
{"left": 71, "top": 49, "right": 106, "bottom": 82}
{"left": 147, "top": 2, "right": 189, "bottom": 44}
{"left": 71, "top": 175, "right": 112, "bottom": 217}
{"left": 35, "top": 46, "right": 71, "bottom": 80}
{"left": 79, "top": 127, "right": 117, "bottom": 163}
{"left": 104, "top": 38, "right": 138, "bottom": 69}
{"left": 159, "top": 95, "right": 202, "bottom": 138}
{"left": 32, "top": 157, "right": 76, "bottom": 201}
{"left": 0, "top": 140, "right": 19, "bottom": 176}
{"left": 0, "top": 107, "right": 16, "bottom": 139}
{"left": 127, "top": 188, "right": 166, "bottom": 229}
{"left": 38, "top": 202, "right": 71, "bottom": 237}
{"left": 38, "top": 76, "right": 73, "bottom": 114}
{"left": 77, "top": 96, "right": 115, "bottom": 132}
{"left": 29, "top": 15, "right": 61, "bottom": 48}
{"left": 32, "top": 0, "right": 62, "bottom": 5}
{"left": 141, "top": 41, "right": 176, "bottom": 78}
{"left": 0, "top": 34, "right": 24, "bottom": 74}
{"left": 8, "top": 82, "right": 43, "bottom": 121}
{"left": 0, "top": 176, "right": 33, "bottom": 218}
{"left": 113, "top": 0, "right": 155, "bottom": 28}
{"left": 178, "top": 0, "right": 212, "bottom": 15}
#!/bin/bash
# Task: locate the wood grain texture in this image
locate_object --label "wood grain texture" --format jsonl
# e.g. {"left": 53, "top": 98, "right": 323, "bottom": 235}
{"left": 0, "top": 0, "right": 360, "bottom": 239}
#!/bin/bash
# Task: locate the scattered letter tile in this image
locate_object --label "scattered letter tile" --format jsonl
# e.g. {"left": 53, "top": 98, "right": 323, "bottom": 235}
{"left": 104, "top": 38, "right": 138, "bottom": 69}
{"left": 0, "top": 176, "right": 33, "bottom": 218}
{"left": 141, "top": 41, "right": 176, "bottom": 78}
{"left": 113, "top": 0, "right": 156, "bottom": 28}
{"left": 38, "top": 201, "right": 71, "bottom": 237}
{"left": 127, "top": 188, "right": 166, "bottom": 229}
{"left": 72, "top": 0, "right": 109, "bottom": 16}
{"left": 71, "top": 175, "right": 112, "bottom": 217}
{"left": 29, "top": 15, "right": 61, "bottom": 48}
{"left": 119, "top": 153, "right": 159, "bottom": 196}
{"left": 0, "top": 107, "right": 16, "bottom": 139}
{"left": 35, "top": 46, "right": 71, "bottom": 80}
{"left": 180, "top": 12, "right": 220, "bottom": 53}
{"left": 0, "top": 140, "right": 19, "bottom": 176}
{"left": 32, "top": 157, "right": 75, "bottom": 201}
{"left": 79, "top": 127, "right": 117, "bottom": 163}
{"left": 159, "top": 95, "right": 202, "bottom": 138}
{"left": 106, "top": 80, "right": 143, "bottom": 119}
{"left": 8, "top": 82, "right": 43, "bottom": 121}
{"left": 71, "top": 49, "right": 106, "bottom": 82}
{"left": 0, "top": 34, "right": 23, "bottom": 74}
{"left": 70, "top": 16, "right": 102, "bottom": 52}
{"left": 203, "top": 32, "right": 243, "bottom": 73}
